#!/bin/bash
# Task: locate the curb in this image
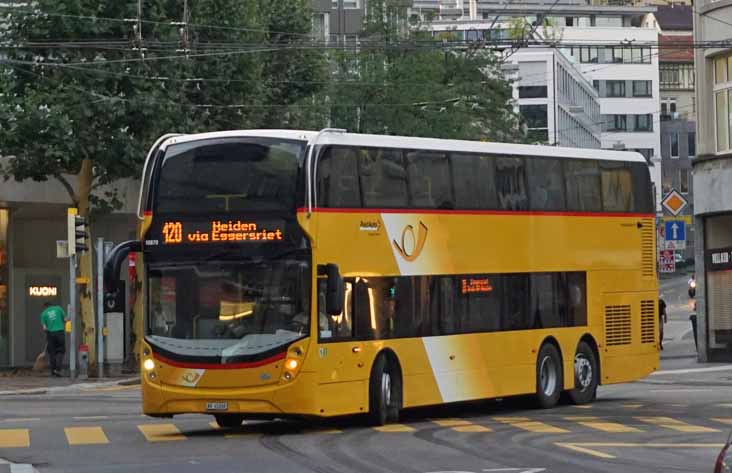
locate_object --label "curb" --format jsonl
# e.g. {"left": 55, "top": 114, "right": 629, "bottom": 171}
{"left": 660, "top": 354, "right": 698, "bottom": 360}
{"left": 0, "top": 377, "right": 139, "bottom": 396}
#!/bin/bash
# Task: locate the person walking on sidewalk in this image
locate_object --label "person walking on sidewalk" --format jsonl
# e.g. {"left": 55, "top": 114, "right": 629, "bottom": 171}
{"left": 41, "top": 302, "right": 67, "bottom": 377}
{"left": 659, "top": 298, "right": 668, "bottom": 350}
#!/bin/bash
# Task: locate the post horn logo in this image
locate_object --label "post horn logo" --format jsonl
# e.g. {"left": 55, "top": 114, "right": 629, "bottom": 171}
{"left": 392, "top": 221, "right": 428, "bottom": 262}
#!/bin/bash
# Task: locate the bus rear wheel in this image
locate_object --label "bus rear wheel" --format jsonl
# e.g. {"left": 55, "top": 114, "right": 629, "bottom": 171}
{"left": 535, "top": 343, "right": 562, "bottom": 409}
{"left": 368, "top": 355, "right": 401, "bottom": 425}
{"left": 568, "top": 341, "right": 598, "bottom": 405}
{"left": 214, "top": 414, "right": 244, "bottom": 428}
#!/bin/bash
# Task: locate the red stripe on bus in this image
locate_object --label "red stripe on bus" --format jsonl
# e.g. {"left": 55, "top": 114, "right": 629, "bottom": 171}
{"left": 143, "top": 211, "right": 152, "bottom": 217}
{"left": 153, "top": 351, "right": 286, "bottom": 370}
{"left": 296, "top": 207, "right": 654, "bottom": 218}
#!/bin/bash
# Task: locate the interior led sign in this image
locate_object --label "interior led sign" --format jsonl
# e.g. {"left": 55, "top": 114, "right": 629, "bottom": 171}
{"left": 161, "top": 220, "right": 284, "bottom": 245}
{"left": 461, "top": 278, "right": 493, "bottom": 294}
{"left": 29, "top": 286, "right": 58, "bottom": 297}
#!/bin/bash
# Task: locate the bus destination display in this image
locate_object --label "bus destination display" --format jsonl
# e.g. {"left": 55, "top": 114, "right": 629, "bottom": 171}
{"left": 161, "top": 220, "right": 284, "bottom": 244}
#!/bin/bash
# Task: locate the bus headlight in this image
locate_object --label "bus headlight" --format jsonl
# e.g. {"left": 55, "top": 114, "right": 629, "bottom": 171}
{"left": 143, "top": 358, "right": 155, "bottom": 371}
{"left": 285, "top": 358, "right": 299, "bottom": 371}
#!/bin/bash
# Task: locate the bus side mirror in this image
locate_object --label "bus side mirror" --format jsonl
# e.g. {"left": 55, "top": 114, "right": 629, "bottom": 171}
{"left": 324, "top": 264, "right": 344, "bottom": 316}
{"left": 104, "top": 240, "right": 142, "bottom": 294}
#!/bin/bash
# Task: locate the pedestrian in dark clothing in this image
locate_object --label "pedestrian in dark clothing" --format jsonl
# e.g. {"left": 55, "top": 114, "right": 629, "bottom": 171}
{"left": 41, "top": 302, "right": 67, "bottom": 377}
{"left": 659, "top": 298, "right": 667, "bottom": 350}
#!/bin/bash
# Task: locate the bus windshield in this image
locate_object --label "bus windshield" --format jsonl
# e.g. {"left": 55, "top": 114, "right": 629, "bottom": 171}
{"left": 155, "top": 137, "right": 305, "bottom": 214}
{"left": 146, "top": 257, "right": 310, "bottom": 361}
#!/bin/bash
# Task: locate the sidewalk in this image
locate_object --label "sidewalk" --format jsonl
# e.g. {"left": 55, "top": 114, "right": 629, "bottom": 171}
{"left": 0, "top": 368, "right": 139, "bottom": 395}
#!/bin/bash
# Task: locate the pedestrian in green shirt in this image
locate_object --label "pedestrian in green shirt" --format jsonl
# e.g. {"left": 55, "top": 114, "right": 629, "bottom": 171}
{"left": 41, "top": 302, "right": 67, "bottom": 377}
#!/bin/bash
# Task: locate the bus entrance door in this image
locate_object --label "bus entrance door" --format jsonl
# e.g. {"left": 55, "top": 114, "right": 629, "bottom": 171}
{"left": 315, "top": 340, "right": 367, "bottom": 416}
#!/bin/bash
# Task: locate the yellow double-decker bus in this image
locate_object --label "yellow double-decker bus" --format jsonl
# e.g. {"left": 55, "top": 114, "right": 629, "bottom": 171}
{"left": 105, "top": 129, "right": 659, "bottom": 427}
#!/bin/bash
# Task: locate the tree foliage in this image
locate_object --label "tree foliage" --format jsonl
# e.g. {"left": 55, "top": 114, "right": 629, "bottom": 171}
{"left": 0, "top": 0, "right": 323, "bottom": 211}
{"left": 312, "top": 0, "right": 523, "bottom": 142}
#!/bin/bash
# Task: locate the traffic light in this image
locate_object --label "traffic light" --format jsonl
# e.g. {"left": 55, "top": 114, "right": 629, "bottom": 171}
{"left": 67, "top": 208, "right": 89, "bottom": 255}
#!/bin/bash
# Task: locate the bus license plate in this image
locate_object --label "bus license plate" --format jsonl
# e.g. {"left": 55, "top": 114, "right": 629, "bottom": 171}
{"left": 206, "top": 402, "right": 228, "bottom": 411}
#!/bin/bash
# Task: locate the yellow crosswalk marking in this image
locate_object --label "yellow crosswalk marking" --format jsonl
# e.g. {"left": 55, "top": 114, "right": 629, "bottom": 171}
{"left": 431, "top": 418, "right": 472, "bottom": 427}
{"left": 453, "top": 424, "right": 491, "bottom": 433}
{"left": 494, "top": 417, "right": 568, "bottom": 433}
{"left": 65, "top": 427, "right": 109, "bottom": 445}
{"left": 578, "top": 421, "right": 643, "bottom": 433}
{"left": 635, "top": 417, "right": 719, "bottom": 433}
{"left": 373, "top": 424, "right": 415, "bottom": 433}
{"left": 0, "top": 429, "right": 29, "bottom": 448}
{"left": 138, "top": 423, "right": 186, "bottom": 442}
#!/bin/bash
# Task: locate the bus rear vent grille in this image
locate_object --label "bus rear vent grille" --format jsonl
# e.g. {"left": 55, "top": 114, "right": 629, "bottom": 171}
{"left": 641, "top": 219, "right": 655, "bottom": 278}
{"left": 640, "top": 300, "right": 656, "bottom": 344}
{"left": 605, "top": 305, "right": 632, "bottom": 346}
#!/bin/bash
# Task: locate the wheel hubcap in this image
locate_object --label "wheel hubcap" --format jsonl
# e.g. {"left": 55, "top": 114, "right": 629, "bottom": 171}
{"left": 539, "top": 356, "right": 557, "bottom": 396}
{"left": 574, "top": 354, "right": 593, "bottom": 391}
{"left": 382, "top": 372, "right": 392, "bottom": 406}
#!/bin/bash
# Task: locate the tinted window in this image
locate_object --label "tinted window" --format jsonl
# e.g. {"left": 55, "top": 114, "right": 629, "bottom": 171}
{"left": 628, "top": 162, "right": 654, "bottom": 213}
{"left": 565, "top": 160, "right": 602, "bottom": 212}
{"left": 527, "top": 158, "right": 566, "bottom": 211}
{"left": 325, "top": 271, "right": 587, "bottom": 341}
{"left": 359, "top": 148, "right": 408, "bottom": 208}
{"left": 601, "top": 162, "right": 634, "bottom": 212}
{"left": 495, "top": 157, "right": 528, "bottom": 211}
{"left": 451, "top": 154, "right": 498, "bottom": 209}
{"left": 317, "top": 147, "right": 361, "bottom": 208}
{"left": 156, "top": 138, "right": 303, "bottom": 214}
{"left": 405, "top": 151, "right": 453, "bottom": 209}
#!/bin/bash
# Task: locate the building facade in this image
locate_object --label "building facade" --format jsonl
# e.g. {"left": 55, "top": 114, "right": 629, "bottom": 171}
{"left": 692, "top": 0, "right": 732, "bottom": 362}
{"left": 0, "top": 178, "right": 138, "bottom": 368}
{"left": 505, "top": 49, "right": 602, "bottom": 149}
{"left": 645, "top": 5, "right": 696, "bottom": 261}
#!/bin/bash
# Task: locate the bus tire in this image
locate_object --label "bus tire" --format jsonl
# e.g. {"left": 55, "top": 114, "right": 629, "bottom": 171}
{"left": 214, "top": 414, "right": 243, "bottom": 428}
{"left": 535, "top": 343, "right": 562, "bottom": 409}
{"left": 568, "top": 341, "right": 598, "bottom": 405}
{"left": 368, "top": 355, "right": 401, "bottom": 426}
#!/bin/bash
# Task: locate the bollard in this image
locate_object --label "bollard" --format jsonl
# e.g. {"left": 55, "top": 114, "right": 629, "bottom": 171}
{"left": 78, "top": 344, "right": 89, "bottom": 379}
{"left": 689, "top": 314, "right": 698, "bottom": 352}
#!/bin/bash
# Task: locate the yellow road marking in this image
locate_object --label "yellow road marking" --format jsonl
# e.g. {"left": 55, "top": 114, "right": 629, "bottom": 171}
{"left": 573, "top": 405, "right": 593, "bottom": 409}
{"left": 494, "top": 417, "right": 568, "bottom": 433}
{"left": 138, "top": 424, "right": 186, "bottom": 442}
{"left": 578, "top": 421, "right": 642, "bottom": 433}
{"left": 431, "top": 418, "right": 472, "bottom": 427}
{"left": 635, "top": 417, "right": 719, "bottom": 433}
{"left": 563, "top": 416, "right": 598, "bottom": 421}
{"left": 373, "top": 424, "right": 415, "bottom": 433}
{"left": 453, "top": 424, "right": 492, "bottom": 433}
{"left": 0, "top": 429, "right": 30, "bottom": 448}
{"left": 714, "top": 418, "right": 732, "bottom": 425}
{"left": 622, "top": 404, "right": 643, "bottom": 409}
{"left": 64, "top": 426, "right": 109, "bottom": 445}
{"left": 316, "top": 428, "right": 343, "bottom": 434}
{"left": 557, "top": 442, "right": 725, "bottom": 459}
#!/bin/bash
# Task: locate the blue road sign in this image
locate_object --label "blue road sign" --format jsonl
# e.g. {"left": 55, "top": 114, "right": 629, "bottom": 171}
{"left": 665, "top": 220, "right": 686, "bottom": 242}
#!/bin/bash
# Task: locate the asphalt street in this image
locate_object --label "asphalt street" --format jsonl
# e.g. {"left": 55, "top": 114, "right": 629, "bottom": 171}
{"left": 1, "top": 274, "right": 727, "bottom": 473}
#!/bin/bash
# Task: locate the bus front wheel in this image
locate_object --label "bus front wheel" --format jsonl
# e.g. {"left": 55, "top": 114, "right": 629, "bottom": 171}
{"left": 368, "top": 355, "right": 401, "bottom": 425}
{"left": 568, "top": 341, "right": 598, "bottom": 405}
{"left": 214, "top": 414, "right": 243, "bottom": 429}
{"left": 535, "top": 343, "right": 562, "bottom": 409}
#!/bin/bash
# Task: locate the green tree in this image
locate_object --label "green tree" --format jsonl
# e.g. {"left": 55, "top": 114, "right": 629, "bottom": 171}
{"left": 0, "top": 0, "right": 324, "bottom": 371}
{"left": 317, "top": 0, "right": 523, "bottom": 142}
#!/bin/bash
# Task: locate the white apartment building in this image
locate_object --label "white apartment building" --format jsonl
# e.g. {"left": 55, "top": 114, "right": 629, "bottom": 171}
{"left": 505, "top": 49, "right": 602, "bottom": 149}
{"left": 417, "top": 3, "right": 663, "bottom": 210}
{"left": 560, "top": 26, "right": 662, "bottom": 208}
